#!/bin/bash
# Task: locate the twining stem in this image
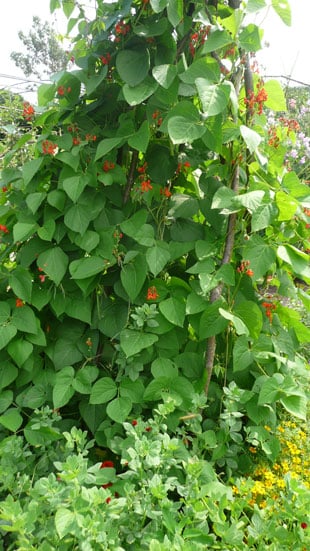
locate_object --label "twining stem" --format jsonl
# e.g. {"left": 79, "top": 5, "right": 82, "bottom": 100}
{"left": 123, "top": 149, "right": 138, "bottom": 204}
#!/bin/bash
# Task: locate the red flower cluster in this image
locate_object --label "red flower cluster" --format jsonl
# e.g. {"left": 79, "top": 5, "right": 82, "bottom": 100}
{"left": 0, "top": 224, "right": 9, "bottom": 234}
{"left": 57, "top": 85, "right": 72, "bottom": 96}
{"left": 189, "top": 26, "right": 211, "bottom": 57}
{"left": 100, "top": 460, "right": 114, "bottom": 469}
{"left": 85, "top": 134, "right": 97, "bottom": 142}
{"left": 115, "top": 20, "right": 130, "bottom": 37}
{"left": 73, "top": 137, "right": 81, "bottom": 146}
{"left": 22, "top": 102, "right": 35, "bottom": 121}
{"left": 152, "top": 110, "right": 162, "bottom": 126}
{"left": 146, "top": 286, "right": 159, "bottom": 300}
{"left": 38, "top": 267, "right": 46, "bottom": 283}
{"left": 160, "top": 187, "right": 171, "bottom": 198}
{"left": 100, "top": 53, "right": 111, "bottom": 65}
{"left": 262, "top": 301, "right": 276, "bottom": 322}
{"left": 176, "top": 160, "right": 191, "bottom": 175}
{"left": 237, "top": 260, "right": 254, "bottom": 276}
{"left": 141, "top": 179, "right": 152, "bottom": 192}
{"left": 42, "top": 140, "right": 58, "bottom": 155}
{"left": 279, "top": 116, "right": 300, "bottom": 135}
{"left": 15, "top": 298, "right": 24, "bottom": 308}
{"left": 244, "top": 81, "right": 268, "bottom": 115}
{"left": 103, "top": 160, "right": 115, "bottom": 172}
{"left": 268, "top": 127, "right": 280, "bottom": 149}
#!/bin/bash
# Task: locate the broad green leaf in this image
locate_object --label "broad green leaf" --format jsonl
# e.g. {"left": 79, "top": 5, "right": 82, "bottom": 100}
{"left": 219, "top": 308, "right": 249, "bottom": 336}
{"left": 55, "top": 508, "right": 76, "bottom": 539}
{"left": 243, "top": 235, "right": 276, "bottom": 279}
{"left": 251, "top": 203, "right": 278, "bottom": 231}
{"left": 9, "top": 268, "right": 32, "bottom": 303}
{"left": 37, "top": 219, "right": 55, "bottom": 242}
{"left": 85, "top": 69, "right": 107, "bottom": 95}
{"left": 0, "top": 324, "right": 17, "bottom": 351}
{"left": 26, "top": 192, "right": 46, "bottom": 214}
{"left": 146, "top": 242, "right": 171, "bottom": 276}
{"left": 18, "top": 385, "right": 48, "bottom": 409}
{"left": 75, "top": 231, "right": 100, "bottom": 253}
{"left": 0, "top": 361, "right": 18, "bottom": 390}
{"left": 95, "top": 137, "right": 124, "bottom": 161}
{"left": 64, "top": 204, "right": 91, "bottom": 234}
{"left": 37, "top": 82, "right": 56, "bottom": 106}
{"left": 98, "top": 299, "right": 128, "bottom": 338}
{"left": 0, "top": 390, "right": 13, "bottom": 413}
{"left": 276, "top": 191, "right": 298, "bottom": 221}
{"left": 238, "top": 24, "right": 261, "bottom": 51}
{"left": 258, "top": 374, "right": 283, "bottom": 404}
{"left": 7, "top": 339, "right": 33, "bottom": 367}
{"left": 106, "top": 396, "right": 132, "bottom": 423}
{"left": 128, "top": 121, "right": 150, "bottom": 153}
{"left": 116, "top": 49, "right": 150, "bottom": 86}
{"left": 159, "top": 297, "right": 186, "bottom": 327}
{"left": 121, "top": 254, "right": 148, "bottom": 301}
{"left": 167, "top": 116, "right": 206, "bottom": 144}
{"left": 119, "top": 378, "right": 145, "bottom": 403}
{"left": 134, "top": 19, "right": 168, "bottom": 37}
{"left": 65, "top": 297, "right": 92, "bottom": 324}
{"left": 73, "top": 365, "right": 99, "bottom": 395}
{"left": 199, "top": 301, "right": 228, "bottom": 339}
{"left": 56, "top": 151, "right": 80, "bottom": 171}
{"left": 37, "top": 247, "right": 69, "bottom": 286}
{"left": 201, "top": 29, "right": 234, "bottom": 54}
{"left": 195, "top": 81, "right": 229, "bottom": 117}
{"left": 123, "top": 77, "right": 158, "bottom": 106}
{"left": 277, "top": 245, "right": 310, "bottom": 280}
{"left": 246, "top": 0, "right": 267, "bottom": 12}
{"left": 120, "top": 329, "right": 158, "bottom": 357}
{"left": 264, "top": 79, "right": 286, "bottom": 111}
{"left": 282, "top": 171, "right": 310, "bottom": 199}
{"left": 240, "top": 125, "right": 262, "bottom": 153}
{"left": 12, "top": 305, "right": 38, "bottom": 334}
{"left": 53, "top": 367, "right": 75, "bottom": 408}
{"left": 234, "top": 301, "right": 263, "bottom": 340}
{"left": 233, "top": 336, "right": 253, "bottom": 372}
{"left": 150, "top": 0, "right": 169, "bottom": 12}
{"left": 234, "top": 190, "right": 264, "bottom": 211}
{"left": 271, "top": 0, "right": 291, "bottom": 25}
{"left": 63, "top": 175, "right": 88, "bottom": 203}
{"left": 179, "top": 58, "right": 220, "bottom": 85}
{"left": 13, "top": 222, "right": 38, "bottom": 243}
{"left": 22, "top": 158, "right": 43, "bottom": 186}
{"left": 152, "top": 64, "right": 177, "bottom": 89}
{"left": 0, "top": 408, "right": 23, "bottom": 432}
{"left": 47, "top": 189, "right": 67, "bottom": 211}
{"left": 280, "top": 395, "right": 307, "bottom": 420}
{"left": 69, "top": 257, "right": 104, "bottom": 279}
{"left": 120, "top": 210, "right": 148, "bottom": 238}
{"left": 89, "top": 377, "right": 117, "bottom": 404}
{"left": 151, "top": 358, "right": 178, "bottom": 379}
{"left": 167, "top": 0, "right": 183, "bottom": 26}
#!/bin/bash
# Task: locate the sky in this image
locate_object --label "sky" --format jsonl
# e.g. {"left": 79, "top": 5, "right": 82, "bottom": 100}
{"left": 0, "top": 0, "right": 309, "bottom": 103}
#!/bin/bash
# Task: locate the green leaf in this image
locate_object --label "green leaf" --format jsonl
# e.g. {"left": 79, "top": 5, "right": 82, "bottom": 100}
{"left": 123, "top": 77, "right": 158, "bottom": 106}
{"left": 106, "top": 396, "right": 132, "bottom": 423}
{"left": 75, "top": 231, "right": 100, "bottom": 253}
{"left": 120, "top": 329, "right": 158, "bottom": 357}
{"left": 271, "top": 0, "right": 291, "bottom": 25}
{"left": 55, "top": 508, "right": 76, "bottom": 539}
{"left": 56, "top": 151, "right": 80, "bottom": 171}
{"left": 233, "top": 336, "right": 254, "bottom": 372}
{"left": 251, "top": 203, "right": 278, "bottom": 231}
{"left": 238, "top": 24, "right": 261, "bottom": 52}
{"left": 168, "top": 116, "right": 206, "bottom": 144}
{"left": 7, "top": 339, "right": 33, "bottom": 367}
{"left": 179, "top": 58, "right": 220, "bottom": 85}
{"left": 146, "top": 242, "right": 171, "bottom": 276}
{"left": 167, "top": 0, "right": 183, "bottom": 26}
{"left": 95, "top": 137, "right": 124, "bottom": 161}
{"left": 89, "top": 377, "right": 117, "bottom": 405}
{"left": 240, "top": 125, "right": 262, "bottom": 153}
{"left": 246, "top": 0, "right": 267, "bottom": 13}
{"left": 201, "top": 29, "right": 233, "bottom": 54}
{"left": 199, "top": 301, "right": 228, "bottom": 339}
{"left": 22, "top": 158, "right": 43, "bottom": 186}
{"left": 26, "top": 192, "right": 46, "bottom": 214}
{"left": 276, "top": 191, "right": 298, "bottom": 221}
{"left": 98, "top": 299, "right": 128, "bottom": 338}
{"left": 277, "top": 244, "right": 310, "bottom": 280}
{"left": 121, "top": 254, "right": 148, "bottom": 301}
{"left": 64, "top": 204, "right": 91, "bottom": 234}
{"left": 195, "top": 81, "right": 229, "bottom": 117}
{"left": 280, "top": 395, "right": 307, "bottom": 420}
{"left": 13, "top": 222, "right": 38, "bottom": 243}
{"left": 12, "top": 305, "right": 38, "bottom": 334}
{"left": 85, "top": 69, "right": 108, "bottom": 95}
{"left": 264, "top": 79, "right": 287, "bottom": 111}
{"left": 63, "top": 175, "right": 88, "bottom": 203}
{"left": 8, "top": 268, "right": 32, "bottom": 303}
{"left": 37, "top": 247, "right": 69, "bottom": 286}
{"left": 150, "top": 0, "right": 169, "bottom": 12}
{"left": 53, "top": 367, "right": 75, "bottom": 408}
{"left": 69, "top": 257, "right": 104, "bottom": 279}
{"left": 47, "top": 189, "right": 67, "bottom": 210}
{"left": 73, "top": 365, "right": 99, "bottom": 395}
{"left": 233, "top": 300, "right": 263, "bottom": 339}
{"left": 120, "top": 210, "right": 148, "bottom": 237}
{"left": 116, "top": 49, "right": 150, "bottom": 86}
{"left": 219, "top": 308, "right": 249, "bottom": 336}
{"left": 243, "top": 235, "right": 276, "bottom": 279}
{"left": 258, "top": 374, "right": 283, "bottom": 404}
{"left": 159, "top": 297, "right": 185, "bottom": 327}
{"left": 128, "top": 121, "right": 150, "bottom": 153}
{"left": 0, "top": 390, "right": 13, "bottom": 413}
{"left": 151, "top": 358, "right": 178, "bottom": 379}
{"left": 152, "top": 64, "right": 177, "bottom": 89}
{"left": 0, "top": 361, "right": 18, "bottom": 390}
{"left": 0, "top": 325, "right": 17, "bottom": 351}
{"left": 0, "top": 408, "right": 23, "bottom": 432}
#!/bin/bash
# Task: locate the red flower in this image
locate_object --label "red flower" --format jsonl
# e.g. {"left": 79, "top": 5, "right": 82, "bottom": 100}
{"left": 102, "top": 482, "right": 113, "bottom": 489}
{"left": 146, "top": 286, "right": 159, "bottom": 300}
{"left": 301, "top": 522, "right": 308, "bottom": 529}
{"left": 22, "top": 102, "right": 35, "bottom": 121}
{"left": 100, "top": 53, "right": 111, "bottom": 65}
{"left": 103, "top": 160, "right": 115, "bottom": 172}
{"left": 160, "top": 187, "right": 172, "bottom": 198}
{"left": 132, "top": 420, "right": 138, "bottom": 426}
{"left": 0, "top": 224, "right": 9, "bottom": 233}
{"left": 105, "top": 497, "right": 111, "bottom": 504}
{"left": 39, "top": 274, "right": 46, "bottom": 283}
{"left": 100, "top": 460, "right": 114, "bottom": 469}
{"left": 145, "top": 426, "right": 152, "bottom": 432}
{"left": 57, "top": 85, "right": 65, "bottom": 96}
{"left": 86, "top": 338, "right": 93, "bottom": 347}
{"left": 246, "top": 269, "right": 254, "bottom": 277}
{"left": 15, "top": 298, "right": 24, "bottom": 308}
{"left": 72, "top": 137, "right": 81, "bottom": 146}
{"left": 141, "top": 179, "right": 152, "bottom": 192}
{"left": 42, "top": 140, "right": 57, "bottom": 155}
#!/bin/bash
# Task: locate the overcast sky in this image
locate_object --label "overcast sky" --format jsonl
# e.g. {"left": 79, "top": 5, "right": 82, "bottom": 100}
{"left": 0, "top": 0, "right": 309, "bottom": 103}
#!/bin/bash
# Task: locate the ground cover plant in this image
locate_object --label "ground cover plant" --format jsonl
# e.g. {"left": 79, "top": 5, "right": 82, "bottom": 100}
{"left": 0, "top": 0, "right": 309, "bottom": 548}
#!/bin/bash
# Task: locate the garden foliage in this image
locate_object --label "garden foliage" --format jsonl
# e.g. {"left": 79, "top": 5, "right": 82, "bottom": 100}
{"left": 0, "top": 0, "right": 309, "bottom": 511}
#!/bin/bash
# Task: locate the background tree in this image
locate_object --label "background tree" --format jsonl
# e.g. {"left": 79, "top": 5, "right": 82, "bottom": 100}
{"left": 10, "top": 16, "right": 68, "bottom": 80}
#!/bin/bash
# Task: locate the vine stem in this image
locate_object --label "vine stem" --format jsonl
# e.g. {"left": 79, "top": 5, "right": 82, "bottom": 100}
{"left": 123, "top": 149, "right": 138, "bottom": 204}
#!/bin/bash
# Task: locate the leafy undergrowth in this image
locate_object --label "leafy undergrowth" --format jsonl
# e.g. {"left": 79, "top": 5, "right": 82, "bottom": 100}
{"left": 0, "top": 398, "right": 309, "bottom": 551}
